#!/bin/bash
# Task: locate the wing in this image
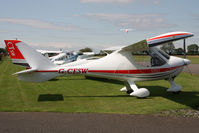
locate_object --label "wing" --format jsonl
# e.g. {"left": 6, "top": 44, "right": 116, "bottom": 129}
{"left": 146, "top": 31, "right": 193, "bottom": 47}
{"left": 120, "top": 31, "right": 194, "bottom": 52}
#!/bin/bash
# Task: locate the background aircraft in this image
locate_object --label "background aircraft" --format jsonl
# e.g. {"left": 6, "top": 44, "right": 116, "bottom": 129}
{"left": 120, "top": 28, "right": 134, "bottom": 33}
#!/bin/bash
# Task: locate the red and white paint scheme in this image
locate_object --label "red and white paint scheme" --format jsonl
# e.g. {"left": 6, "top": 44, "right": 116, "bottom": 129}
{"left": 147, "top": 31, "right": 193, "bottom": 47}
{"left": 4, "top": 31, "right": 193, "bottom": 98}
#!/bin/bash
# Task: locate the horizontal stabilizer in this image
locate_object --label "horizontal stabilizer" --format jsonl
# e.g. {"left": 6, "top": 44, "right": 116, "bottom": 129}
{"left": 13, "top": 68, "right": 37, "bottom": 75}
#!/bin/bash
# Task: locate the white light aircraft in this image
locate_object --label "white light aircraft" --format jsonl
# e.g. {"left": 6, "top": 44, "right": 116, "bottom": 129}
{"left": 49, "top": 51, "right": 78, "bottom": 65}
{"left": 120, "top": 28, "right": 133, "bottom": 33}
{"left": 5, "top": 31, "right": 193, "bottom": 98}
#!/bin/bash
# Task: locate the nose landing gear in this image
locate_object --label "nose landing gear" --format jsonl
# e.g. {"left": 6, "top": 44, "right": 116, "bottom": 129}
{"left": 167, "top": 78, "right": 182, "bottom": 93}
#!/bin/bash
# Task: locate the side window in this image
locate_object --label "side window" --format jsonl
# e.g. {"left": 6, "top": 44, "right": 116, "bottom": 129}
{"left": 132, "top": 49, "right": 166, "bottom": 67}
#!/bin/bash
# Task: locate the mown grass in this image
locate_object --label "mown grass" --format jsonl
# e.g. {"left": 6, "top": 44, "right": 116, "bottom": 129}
{"left": 0, "top": 57, "right": 199, "bottom": 114}
{"left": 177, "top": 56, "right": 199, "bottom": 64}
{"left": 133, "top": 55, "right": 199, "bottom": 64}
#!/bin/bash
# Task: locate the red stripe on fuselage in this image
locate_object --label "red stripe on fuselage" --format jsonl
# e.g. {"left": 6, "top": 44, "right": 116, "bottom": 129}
{"left": 146, "top": 33, "right": 190, "bottom": 42}
{"left": 88, "top": 65, "right": 182, "bottom": 74}
{"left": 34, "top": 65, "right": 183, "bottom": 74}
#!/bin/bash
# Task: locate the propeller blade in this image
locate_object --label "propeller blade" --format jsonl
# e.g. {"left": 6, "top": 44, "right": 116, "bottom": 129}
{"left": 186, "top": 65, "right": 192, "bottom": 75}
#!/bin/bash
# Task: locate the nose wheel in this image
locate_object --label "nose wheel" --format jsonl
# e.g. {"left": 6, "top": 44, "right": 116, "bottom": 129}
{"left": 167, "top": 78, "right": 182, "bottom": 93}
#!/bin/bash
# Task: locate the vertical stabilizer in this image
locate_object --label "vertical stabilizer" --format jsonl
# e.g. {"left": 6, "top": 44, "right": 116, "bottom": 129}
{"left": 4, "top": 40, "right": 59, "bottom": 82}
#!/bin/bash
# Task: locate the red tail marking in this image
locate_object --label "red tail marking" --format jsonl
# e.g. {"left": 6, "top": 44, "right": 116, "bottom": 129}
{"left": 4, "top": 40, "right": 25, "bottom": 59}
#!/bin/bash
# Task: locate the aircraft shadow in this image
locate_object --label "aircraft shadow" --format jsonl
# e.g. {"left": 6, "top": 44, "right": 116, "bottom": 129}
{"left": 64, "top": 95, "right": 130, "bottom": 98}
{"left": 139, "top": 85, "right": 199, "bottom": 110}
{"left": 39, "top": 78, "right": 199, "bottom": 110}
{"left": 63, "top": 85, "right": 199, "bottom": 110}
{"left": 38, "top": 94, "right": 64, "bottom": 102}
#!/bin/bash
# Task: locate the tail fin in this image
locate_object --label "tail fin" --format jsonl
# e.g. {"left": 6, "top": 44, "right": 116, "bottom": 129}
{"left": 5, "top": 40, "right": 29, "bottom": 67}
{"left": 4, "top": 40, "right": 59, "bottom": 82}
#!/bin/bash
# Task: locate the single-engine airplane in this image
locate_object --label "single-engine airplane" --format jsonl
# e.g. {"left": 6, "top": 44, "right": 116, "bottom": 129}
{"left": 120, "top": 28, "right": 133, "bottom": 33}
{"left": 5, "top": 31, "right": 193, "bottom": 98}
{"left": 38, "top": 49, "right": 78, "bottom": 65}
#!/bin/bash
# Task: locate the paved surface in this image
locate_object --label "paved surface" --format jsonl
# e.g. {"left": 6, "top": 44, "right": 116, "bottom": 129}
{"left": 0, "top": 112, "right": 199, "bottom": 133}
{"left": 183, "top": 64, "right": 199, "bottom": 74}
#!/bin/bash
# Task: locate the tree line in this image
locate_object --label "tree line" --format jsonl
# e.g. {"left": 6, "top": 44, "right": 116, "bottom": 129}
{"left": 160, "top": 42, "right": 199, "bottom": 55}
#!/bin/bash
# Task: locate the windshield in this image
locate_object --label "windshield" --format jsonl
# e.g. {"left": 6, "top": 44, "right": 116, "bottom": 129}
{"left": 155, "top": 47, "right": 170, "bottom": 59}
{"left": 132, "top": 48, "right": 166, "bottom": 67}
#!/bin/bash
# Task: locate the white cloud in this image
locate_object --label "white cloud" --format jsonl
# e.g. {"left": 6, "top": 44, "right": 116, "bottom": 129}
{"left": 27, "top": 41, "right": 107, "bottom": 53}
{"left": 80, "top": 0, "right": 159, "bottom": 4}
{"left": 0, "top": 18, "right": 79, "bottom": 31}
{"left": 28, "top": 41, "right": 81, "bottom": 49}
{"left": 85, "top": 13, "right": 174, "bottom": 30}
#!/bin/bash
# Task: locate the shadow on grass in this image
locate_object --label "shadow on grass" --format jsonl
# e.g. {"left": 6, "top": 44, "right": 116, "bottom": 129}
{"left": 48, "top": 78, "right": 59, "bottom": 81}
{"left": 64, "top": 95, "right": 130, "bottom": 98}
{"left": 140, "top": 86, "right": 199, "bottom": 110}
{"left": 38, "top": 94, "right": 64, "bottom": 102}
{"left": 64, "top": 85, "right": 199, "bottom": 110}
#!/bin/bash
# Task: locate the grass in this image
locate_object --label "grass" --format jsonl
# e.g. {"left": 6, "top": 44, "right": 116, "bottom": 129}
{"left": 177, "top": 56, "right": 199, "bottom": 64}
{"left": 0, "top": 57, "right": 199, "bottom": 114}
{"left": 133, "top": 55, "right": 199, "bottom": 64}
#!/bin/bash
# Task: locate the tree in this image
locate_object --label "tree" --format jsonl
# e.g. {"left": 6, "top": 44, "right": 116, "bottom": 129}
{"left": 0, "top": 48, "right": 6, "bottom": 53}
{"left": 187, "top": 44, "right": 199, "bottom": 55}
{"left": 175, "top": 48, "right": 184, "bottom": 55}
{"left": 79, "top": 47, "right": 93, "bottom": 53}
{"left": 160, "top": 42, "right": 175, "bottom": 55}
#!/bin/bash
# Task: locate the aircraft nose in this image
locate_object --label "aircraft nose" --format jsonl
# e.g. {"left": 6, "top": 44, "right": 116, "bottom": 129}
{"left": 183, "top": 59, "right": 191, "bottom": 65}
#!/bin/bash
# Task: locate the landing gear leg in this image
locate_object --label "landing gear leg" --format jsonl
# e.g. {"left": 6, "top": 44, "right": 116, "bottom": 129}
{"left": 167, "top": 78, "right": 182, "bottom": 93}
{"left": 120, "top": 79, "right": 150, "bottom": 98}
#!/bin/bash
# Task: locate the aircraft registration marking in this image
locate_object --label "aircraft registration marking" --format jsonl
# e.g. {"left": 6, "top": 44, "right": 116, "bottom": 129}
{"left": 58, "top": 68, "right": 88, "bottom": 74}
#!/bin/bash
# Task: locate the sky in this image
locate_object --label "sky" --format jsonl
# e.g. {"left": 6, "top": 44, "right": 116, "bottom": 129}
{"left": 0, "top": 0, "right": 199, "bottom": 51}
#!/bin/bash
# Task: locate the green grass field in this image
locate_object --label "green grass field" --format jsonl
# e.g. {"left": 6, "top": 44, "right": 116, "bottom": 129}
{"left": 0, "top": 57, "right": 199, "bottom": 114}
{"left": 133, "top": 55, "right": 199, "bottom": 64}
{"left": 178, "top": 56, "right": 199, "bottom": 64}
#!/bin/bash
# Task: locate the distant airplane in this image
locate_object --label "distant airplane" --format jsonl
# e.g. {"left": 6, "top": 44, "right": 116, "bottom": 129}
{"left": 5, "top": 31, "right": 193, "bottom": 98}
{"left": 120, "top": 28, "right": 133, "bottom": 33}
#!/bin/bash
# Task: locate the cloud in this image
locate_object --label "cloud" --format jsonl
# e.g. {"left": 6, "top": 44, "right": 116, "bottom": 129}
{"left": 28, "top": 41, "right": 107, "bottom": 53}
{"left": 85, "top": 13, "right": 174, "bottom": 30}
{"left": 80, "top": 0, "right": 159, "bottom": 4}
{"left": 0, "top": 18, "right": 79, "bottom": 31}
{"left": 28, "top": 41, "right": 81, "bottom": 49}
